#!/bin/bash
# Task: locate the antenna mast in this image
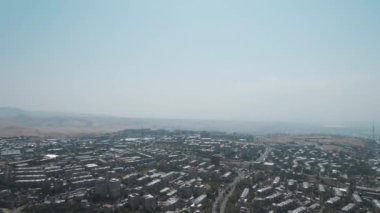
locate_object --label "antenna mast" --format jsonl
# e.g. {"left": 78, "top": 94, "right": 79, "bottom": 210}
{"left": 372, "top": 122, "right": 375, "bottom": 140}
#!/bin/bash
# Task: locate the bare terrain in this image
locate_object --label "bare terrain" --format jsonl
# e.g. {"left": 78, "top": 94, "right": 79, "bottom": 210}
{"left": 259, "top": 134, "right": 369, "bottom": 151}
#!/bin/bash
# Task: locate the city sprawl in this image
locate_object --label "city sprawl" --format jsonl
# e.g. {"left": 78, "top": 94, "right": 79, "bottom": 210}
{"left": 0, "top": 129, "right": 379, "bottom": 213}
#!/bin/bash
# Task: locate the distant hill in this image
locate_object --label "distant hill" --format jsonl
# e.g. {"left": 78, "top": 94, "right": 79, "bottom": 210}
{"left": 0, "top": 107, "right": 373, "bottom": 137}
{"left": 0, "top": 107, "right": 27, "bottom": 117}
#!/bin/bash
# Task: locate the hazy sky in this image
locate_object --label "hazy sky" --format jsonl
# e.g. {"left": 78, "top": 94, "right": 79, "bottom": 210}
{"left": 1, "top": 0, "right": 379, "bottom": 124}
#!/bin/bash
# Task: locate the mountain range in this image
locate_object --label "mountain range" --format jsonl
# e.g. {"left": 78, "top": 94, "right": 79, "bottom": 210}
{"left": 0, "top": 107, "right": 373, "bottom": 138}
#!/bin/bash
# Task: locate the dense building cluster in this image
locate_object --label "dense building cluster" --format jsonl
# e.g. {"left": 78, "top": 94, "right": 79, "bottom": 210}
{"left": 224, "top": 138, "right": 380, "bottom": 213}
{"left": 0, "top": 129, "right": 379, "bottom": 213}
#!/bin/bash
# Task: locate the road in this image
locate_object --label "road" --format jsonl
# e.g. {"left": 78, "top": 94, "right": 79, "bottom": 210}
{"left": 211, "top": 186, "right": 222, "bottom": 213}
{"left": 237, "top": 145, "right": 271, "bottom": 169}
{"left": 219, "top": 172, "right": 244, "bottom": 213}
{"left": 212, "top": 170, "right": 244, "bottom": 213}
{"left": 256, "top": 146, "right": 271, "bottom": 163}
{"left": 212, "top": 146, "right": 270, "bottom": 213}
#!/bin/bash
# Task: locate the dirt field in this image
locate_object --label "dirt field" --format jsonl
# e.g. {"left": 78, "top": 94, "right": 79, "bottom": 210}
{"left": 258, "top": 134, "right": 368, "bottom": 148}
